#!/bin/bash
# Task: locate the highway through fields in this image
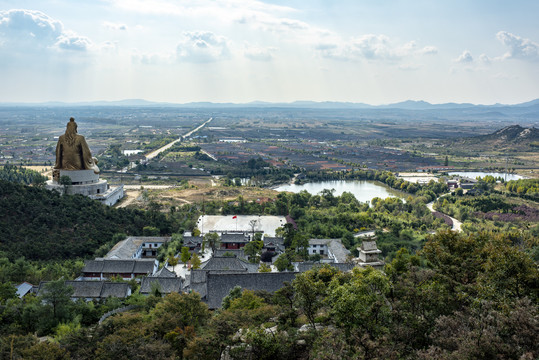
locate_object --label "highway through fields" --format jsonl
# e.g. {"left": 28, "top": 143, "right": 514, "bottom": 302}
{"left": 144, "top": 117, "right": 213, "bottom": 160}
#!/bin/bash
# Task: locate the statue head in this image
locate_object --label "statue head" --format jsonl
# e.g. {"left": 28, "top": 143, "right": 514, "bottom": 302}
{"left": 65, "top": 117, "right": 78, "bottom": 145}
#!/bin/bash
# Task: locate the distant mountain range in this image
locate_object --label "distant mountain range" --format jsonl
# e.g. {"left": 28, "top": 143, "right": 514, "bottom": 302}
{"left": 2, "top": 98, "right": 539, "bottom": 111}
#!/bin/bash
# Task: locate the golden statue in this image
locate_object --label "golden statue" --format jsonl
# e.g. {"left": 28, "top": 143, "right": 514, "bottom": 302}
{"left": 54, "top": 117, "right": 100, "bottom": 175}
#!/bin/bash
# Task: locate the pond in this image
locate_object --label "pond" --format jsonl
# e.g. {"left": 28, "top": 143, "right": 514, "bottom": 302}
{"left": 448, "top": 171, "right": 524, "bottom": 181}
{"left": 275, "top": 180, "right": 407, "bottom": 204}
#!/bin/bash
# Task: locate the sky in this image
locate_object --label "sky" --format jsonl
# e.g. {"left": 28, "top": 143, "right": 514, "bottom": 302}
{"left": 0, "top": 0, "right": 538, "bottom": 105}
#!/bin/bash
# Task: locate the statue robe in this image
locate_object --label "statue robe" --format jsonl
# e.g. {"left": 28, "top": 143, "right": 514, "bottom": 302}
{"left": 54, "top": 134, "right": 99, "bottom": 173}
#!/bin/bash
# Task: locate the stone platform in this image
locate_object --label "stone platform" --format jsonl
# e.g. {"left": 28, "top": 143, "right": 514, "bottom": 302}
{"left": 46, "top": 169, "right": 124, "bottom": 206}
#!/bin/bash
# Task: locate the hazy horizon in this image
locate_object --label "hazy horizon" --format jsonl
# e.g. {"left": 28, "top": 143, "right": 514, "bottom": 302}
{"left": 1, "top": 1, "right": 539, "bottom": 105}
{"left": 1, "top": 97, "right": 538, "bottom": 107}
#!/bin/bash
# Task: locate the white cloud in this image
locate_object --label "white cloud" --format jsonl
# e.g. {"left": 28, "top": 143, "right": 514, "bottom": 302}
{"left": 244, "top": 43, "right": 275, "bottom": 61}
{"left": 56, "top": 31, "right": 93, "bottom": 51}
{"left": 418, "top": 46, "right": 438, "bottom": 55}
{"left": 132, "top": 49, "right": 173, "bottom": 65}
{"left": 103, "top": 21, "right": 127, "bottom": 31}
{"left": 455, "top": 50, "right": 473, "bottom": 63}
{"left": 316, "top": 34, "right": 425, "bottom": 62}
{"left": 176, "top": 31, "right": 230, "bottom": 62}
{"left": 0, "top": 9, "right": 92, "bottom": 53}
{"left": 0, "top": 9, "right": 62, "bottom": 47}
{"left": 496, "top": 31, "right": 539, "bottom": 61}
{"left": 479, "top": 53, "right": 491, "bottom": 64}
{"left": 354, "top": 34, "right": 398, "bottom": 60}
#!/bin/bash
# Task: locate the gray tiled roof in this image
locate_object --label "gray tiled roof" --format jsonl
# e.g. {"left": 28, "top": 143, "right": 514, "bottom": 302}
{"left": 190, "top": 269, "right": 208, "bottom": 284}
{"left": 263, "top": 237, "right": 285, "bottom": 253}
{"left": 65, "top": 280, "right": 103, "bottom": 298}
{"left": 263, "top": 237, "right": 284, "bottom": 245}
{"left": 82, "top": 259, "right": 156, "bottom": 275}
{"left": 136, "top": 236, "right": 171, "bottom": 243}
{"left": 220, "top": 233, "right": 249, "bottom": 243}
{"left": 326, "top": 239, "right": 351, "bottom": 263}
{"left": 133, "top": 260, "right": 156, "bottom": 274}
{"left": 214, "top": 249, "right": 247, "bottom": 260}
{"left": 105, "top": 237, "right": 143, "bottom": 259}
{"left": 153, "top": 267, "right": 177, "bottom": 278}
{"left": 183, "top": 236, "right": 203, "bottom": 245}
{"left": 102, "top": 260, "right": 135, "bottom": 273}
{"left": 189, "top": 282, "right": 208, "bottom": 299}
{"left": 308, "top": 238, "right": 331, "bottom": 246}
{"left": 205, "top": 272, "right": 298, "bottom": 309}
{"left": 361, "top": 241, "right": 379, "bottom": 251}
{"left": 296, "top": 262, "right": 355, "bottom": 273}
{"left": 82, "top": 260, "right": 104, "bottom": 273}
{"left": 39, "top": 281, "right": 130, "bottom": 299}
{"left": 242, "top": 261, "right": 261, "bottom": 273}
{"left": 202, "top": 256, "right": 249, "bottom": 271}
{"left": 100, "top": 282, "right": 130, "bottom": 298}
{"left": 140, "top": 277, "right": 183, "bottom": 295}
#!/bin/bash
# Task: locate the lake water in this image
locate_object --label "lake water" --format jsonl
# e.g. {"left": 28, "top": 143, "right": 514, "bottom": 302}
{"left": 275, "top": 180, "right": 407, "bottom": 204}
{"left": 448, "top": 171, "right": 523, "bottom": 181}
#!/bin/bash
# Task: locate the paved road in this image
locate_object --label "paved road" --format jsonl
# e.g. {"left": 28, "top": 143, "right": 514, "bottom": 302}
{"left": 145, "top": 117, "right": 213, "bottom": 160}
{"left": 427, "top": 198, "right": 462, "bottom": 232}
{"left": 123, "top": 184, "right": 175, "bottom": 190}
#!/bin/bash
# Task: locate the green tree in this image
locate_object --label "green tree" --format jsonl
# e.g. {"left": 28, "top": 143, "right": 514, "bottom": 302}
{"left": 221, "top": 285, "right": 243, "bottom": 310}
{"left": 328, "top": 267, "right": 391, "bottom": 338}
{"left": 0, "top": 282, "right": 16, "bottom": 304}
{"left": 59, "top": 175, "right": 72, "bottom": 194}
{"left": 191, "top": 253, "right": 202, "bottom": 270}
{"left": 40, "top": 279, "right": 73, "bottom": 321}
{"left": 203, "top": 232, "right": 220, "bottom": 253}
{"left": 244, "top": 240, "right": 263, "bottom": 263}
{"left": 293, "top": 268, "right": 328, "bottom": 330}
{"left": 228, "top": 289, "right": 265, "bottom": 310}
{"left": 274, "top": 251, "right": 294, "bottom": 272}
{"left": 143, "top": 226, "right": 160, "bottom": 236}
{"left": 180, "top": 247, "right": 191, "bottom": 267}
{"left": 21, "top": 341, "right": 71, "bottom": 360}
{"left": 291, "top": 234, "right": 309, "bottom": 260}
{"left": 258, "top": 263, "right": 271, "bottom": 273}
{"left": 150, "top": 292, "right": 210, "bottom": 335}
{"left": 478, "top": 237, "right": 539, "bottom": 301}
{"left": 168, "top": 255, "right": 179, "bottom": 272}
{"left": 273, "top": 282, "right": 297, "bottom": 328}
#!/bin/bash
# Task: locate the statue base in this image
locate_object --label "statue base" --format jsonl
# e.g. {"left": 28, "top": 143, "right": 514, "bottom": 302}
{"left": 46, "top": 169, "right": 124, "bottom": 206}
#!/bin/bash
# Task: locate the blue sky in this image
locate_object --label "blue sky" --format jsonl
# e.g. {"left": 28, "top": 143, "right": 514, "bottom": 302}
{"left": 1, "top": 0, "right": 538, "bottom": 104}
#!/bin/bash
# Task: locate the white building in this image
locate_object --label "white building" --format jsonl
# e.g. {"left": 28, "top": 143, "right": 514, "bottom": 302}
{"left": 105, "top": 236, "right": 171, "bottom": 259}
{"left": 307, "top": 239, "right": 351, "bottom": 263}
